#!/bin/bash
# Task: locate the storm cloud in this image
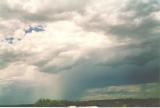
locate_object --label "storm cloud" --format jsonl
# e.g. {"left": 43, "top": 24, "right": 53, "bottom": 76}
{"left": 0, "top": 0, "right": 159, "bottom": 105}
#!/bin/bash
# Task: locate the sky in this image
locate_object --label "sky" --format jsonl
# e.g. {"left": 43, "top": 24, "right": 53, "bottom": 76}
{"left": 0, "top": 0, "right": 160, "bottom": 105}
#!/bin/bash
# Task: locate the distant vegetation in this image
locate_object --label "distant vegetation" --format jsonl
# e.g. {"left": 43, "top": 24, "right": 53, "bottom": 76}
{"left": 1, "top": 98, "right": 159, "bottom": 107}
{"left": 34, "top": 99, "right": 72, "bottom": 107}
{"left": 34, "top": 98, "right": 160, "bottom": 107}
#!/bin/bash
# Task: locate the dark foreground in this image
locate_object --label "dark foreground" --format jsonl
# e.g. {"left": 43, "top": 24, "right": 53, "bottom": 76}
{"left": 1, "top": 98, "right": 160, "bottom": 107}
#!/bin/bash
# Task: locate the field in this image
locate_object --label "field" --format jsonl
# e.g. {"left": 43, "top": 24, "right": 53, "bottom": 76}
{"left": 1, "top": 98, "right": 160, "bottom": 107}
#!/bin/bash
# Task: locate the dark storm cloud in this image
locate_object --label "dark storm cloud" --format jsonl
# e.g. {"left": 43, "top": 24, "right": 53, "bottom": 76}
{"left": 61, "top": 36, "right": 159, "bottom": 100}
{"left": 108, "top": 18, "right": 160, "bottom": 40}
{"left": 61, "top": 48, "right": 159, "bottom": 100}
{"left": 124, "top": 0, "right": 160, "bottom": 17}
{"left": 0, "top": 0, "right": 159, "bottom": 103}
{"left": 33, "top": 0, "right": 160, "bottom": 98}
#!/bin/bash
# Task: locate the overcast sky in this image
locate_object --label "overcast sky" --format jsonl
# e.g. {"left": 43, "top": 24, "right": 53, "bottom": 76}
{"left": 0, "top": 0, "right": 160, "bottom": 105}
